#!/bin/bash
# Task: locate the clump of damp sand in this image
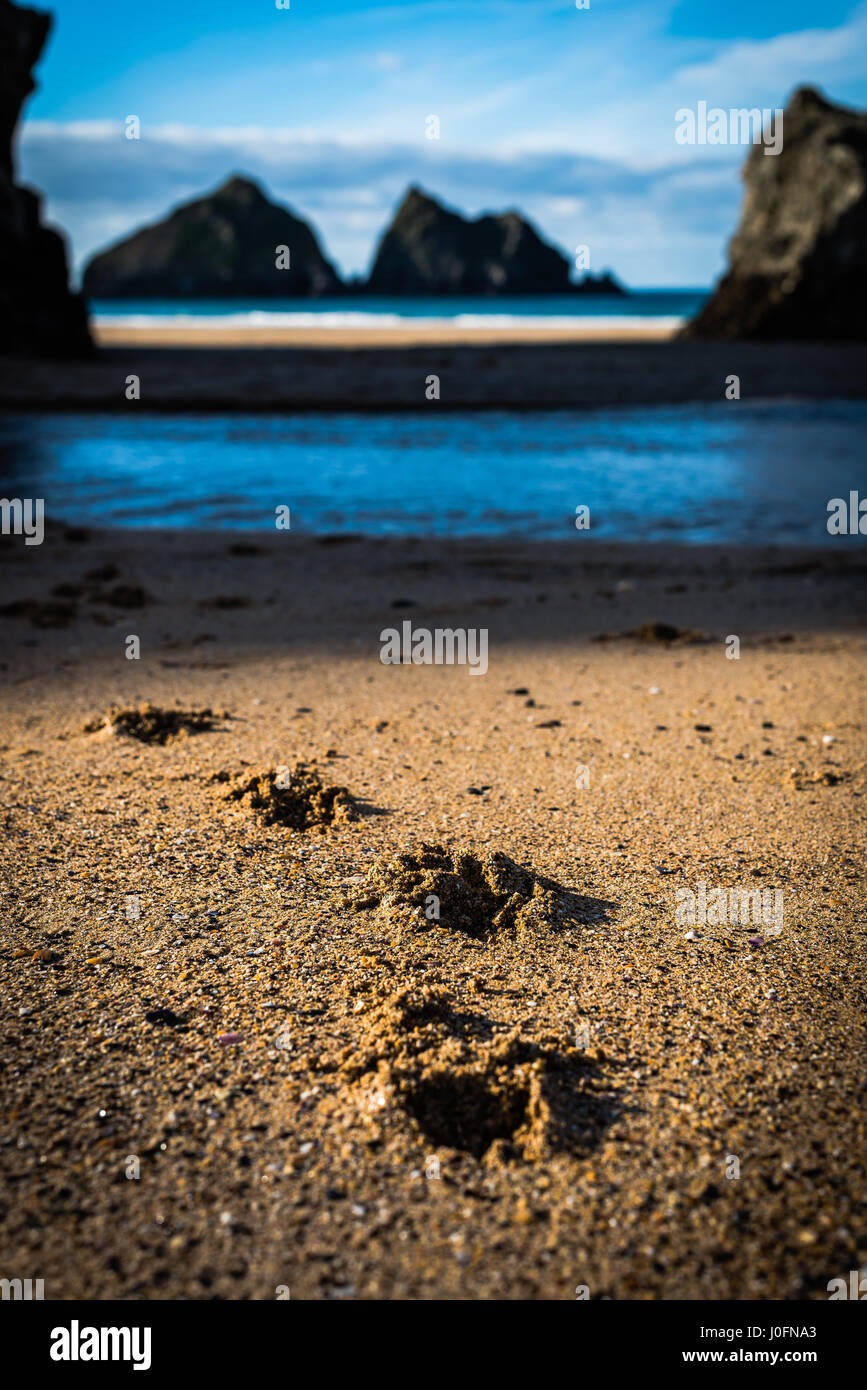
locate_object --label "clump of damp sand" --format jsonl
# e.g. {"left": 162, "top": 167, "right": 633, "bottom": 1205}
{"left": 84, "top": 703, "right": 222, "bottom": 744}
{"left": 344, "top": 841, "right": 574, "bottom": 938}
{"left": 221, "top": 763, "right": 358, "bottom": 831}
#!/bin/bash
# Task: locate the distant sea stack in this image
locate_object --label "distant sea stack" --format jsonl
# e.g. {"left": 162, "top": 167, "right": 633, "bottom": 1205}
{"left": 568, "top": 271, "right": 626, "bottom": 296}
{"left": 684, "top": 87, "right": 867, "bottom": 340}
{"left": 83, "top": 176, "right": 342, "bottom": 298}
{"left": 367, "top": 185, "right": 624, "bottom": 295}
{"left": 0, "top": 0, "right": 91, "bottom": 356}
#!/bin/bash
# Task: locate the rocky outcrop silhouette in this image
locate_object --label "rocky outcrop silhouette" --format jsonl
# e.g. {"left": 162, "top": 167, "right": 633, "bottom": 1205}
{"left": 0, "top": 0, "right": 91, "bottom": 356}
{"left": 567, "top": 271, "right": 626, "bottom": 296}
{"left": 83, "top": 176, "right": 342, "bottom": 299}
{"left": 367, "top": 185, "right": 624, "bottom": 295}
{"left": 684, "top": 87, "right": 867, "bottom": 340}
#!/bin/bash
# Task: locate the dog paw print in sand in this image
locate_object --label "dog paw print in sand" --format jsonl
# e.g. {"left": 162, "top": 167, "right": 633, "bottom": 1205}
{"left": 1, "top": 567, "right": 149, "bottom": 630}
{"left": 593, "top": 622, "right": 709, "bottom": 645}
{"left": 0, "top": 598, "right": 78, "bottom": 629}
{"left": 220, "top": 763, "right": 359, "bottom": 831}
{"left": 783, "top": 767, "right": 848, "bottom": 790}
{"left": 343, "top": 841, "right": 586, "bottom": 939}
{"left": 83, "top": 703, "right": 224, "bottom": 744}
{"left": 333, "top": 986, "right": 614, "bottom": 1165}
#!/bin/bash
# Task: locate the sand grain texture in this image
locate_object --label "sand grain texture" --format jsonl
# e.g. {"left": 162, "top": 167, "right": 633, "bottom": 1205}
{"left": 0, "top": 531, "right": 865, "bottom": 1299}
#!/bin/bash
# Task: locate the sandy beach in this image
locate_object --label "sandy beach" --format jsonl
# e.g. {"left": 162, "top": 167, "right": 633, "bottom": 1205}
{"left": 4, "top": 0, "right": 867, "bottom": 1341}
{"left": 92, "top": 321, "right": 678, "bottom": 349}
{"left": 1, "top": 528, "right": 864, "bottom": 1299}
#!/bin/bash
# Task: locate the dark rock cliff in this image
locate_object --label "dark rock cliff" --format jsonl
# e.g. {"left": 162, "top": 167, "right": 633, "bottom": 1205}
{"left": 367, "top": 185, "right": 622, "bottom": 295}
{"left": 83, "top": 176, "right": 342, "bottom": 299}
{"left": 0, "top": 0, "right": 92, "bottom": 356}
{"left": 684, "top": 87, "right": 867, "bottom": 340}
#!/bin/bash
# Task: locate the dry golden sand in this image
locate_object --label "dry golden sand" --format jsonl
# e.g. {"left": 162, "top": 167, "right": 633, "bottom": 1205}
{"left": 92, "top": 323, "right": 676, "bottom": 348}
{"left": 0, "top": 529, "right": 865, "bottom": 1300}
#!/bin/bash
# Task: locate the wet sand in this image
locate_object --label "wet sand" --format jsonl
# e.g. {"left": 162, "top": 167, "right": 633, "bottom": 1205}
{"left": 3, "top": 339, "right": 867, "bottom": 411}
{"left": 0, "top": 530, "right": 865, "bottom": 1299}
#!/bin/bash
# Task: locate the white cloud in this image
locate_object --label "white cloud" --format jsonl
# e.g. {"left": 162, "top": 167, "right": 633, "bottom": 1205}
{"left": 675, "top": 5, "right": 867, "bottom": 100}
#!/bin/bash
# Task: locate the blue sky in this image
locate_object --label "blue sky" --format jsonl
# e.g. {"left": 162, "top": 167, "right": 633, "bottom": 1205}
{"left": 17, "top": 0, "right": 867, "bottom": 286}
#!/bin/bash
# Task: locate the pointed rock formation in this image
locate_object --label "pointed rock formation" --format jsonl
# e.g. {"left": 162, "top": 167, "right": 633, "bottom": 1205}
{"left": 83, "top": 176, "right": 342, "bottom": 298}
{"left": 367, "top": 185, "right": 603, "bottom": 295}
{"left": 0, "top": 0, "right": 91, "bottom": 356}
{"left": 684, "top": 87, "right": 867, "bottom": 340}
{"left": 570, "top": 271, "right": 627, "bottom": 296}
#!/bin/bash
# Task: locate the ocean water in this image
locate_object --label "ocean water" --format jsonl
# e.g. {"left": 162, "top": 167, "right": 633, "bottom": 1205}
{"left": 2, "top": 401, "right": 865, "bottom": 545}
{"left": 89, "top": 290, "right": 705, "bottom": 331}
